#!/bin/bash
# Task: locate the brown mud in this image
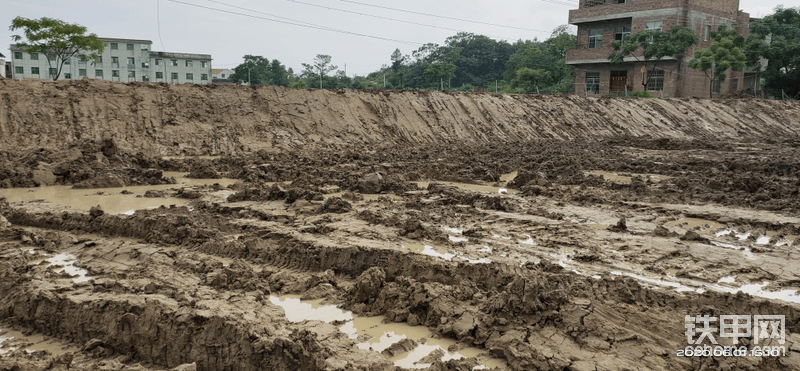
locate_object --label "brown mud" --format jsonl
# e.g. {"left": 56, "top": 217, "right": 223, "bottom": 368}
{"left": 1, "top": 79, "right": 800, "bottom": 370}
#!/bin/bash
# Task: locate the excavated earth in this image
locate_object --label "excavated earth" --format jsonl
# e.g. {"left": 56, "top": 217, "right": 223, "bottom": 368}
{"left": 1, "top": 79, "right": 800, "bottom": 370}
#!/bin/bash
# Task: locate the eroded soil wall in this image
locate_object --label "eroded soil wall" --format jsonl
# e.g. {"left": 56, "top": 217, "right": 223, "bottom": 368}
{"left": 2, "top": 79, "right": 799, "bottom": 155}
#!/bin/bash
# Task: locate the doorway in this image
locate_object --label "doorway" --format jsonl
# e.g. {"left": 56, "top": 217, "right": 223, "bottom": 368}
{"left": 610, "top": 70, "right": 628, "bottom": 94}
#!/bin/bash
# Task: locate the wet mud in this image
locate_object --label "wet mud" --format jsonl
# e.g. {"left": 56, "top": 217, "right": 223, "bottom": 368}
{"left": 1, "top": 79, "right": 800, "bottom": 370}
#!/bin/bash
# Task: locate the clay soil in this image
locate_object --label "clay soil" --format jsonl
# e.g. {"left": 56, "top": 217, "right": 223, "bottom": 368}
{"left": 1, "top": 79, "right": 800, "bottom": 371}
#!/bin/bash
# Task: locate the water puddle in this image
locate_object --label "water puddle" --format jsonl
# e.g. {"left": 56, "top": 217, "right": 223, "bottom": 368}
{"left": 664, "top": 218, "right": 724, "bottom": 233}
{"left": 715, "top": 229, "right": 731, "bottom": 237}
{"left": 499, "top": 171, "right": 518, "bottom": 182}
{"left": 2, "top": 172, "right": 237, "bottom": 215}
{"left": 756, "top": 236, "right": 771, "bottom": 245}
{"left": 414, "top": 181, "right": 518, "bottom": 195}
{"left": 586, "top": 170, "right": 673, "bottom": 184}
{"left": 0, "top": 327, "right": 80, "bottom": 356}
{"left": 402, "top": 244, "right": 455, "bottom": 261}
{"left": 46, "top": 253, "right": 91, "bottom": 283}
{"left": 718, "top": 276, "right": 736, "bottom": 284}
{"left": 776, "top": 236, "right": 799, "bottom": 247}
{"left": 709, "top": 241, "right": 756, "bottom": 260}
{"left": 270, "top": 295, "right": 505, "bottom": 369}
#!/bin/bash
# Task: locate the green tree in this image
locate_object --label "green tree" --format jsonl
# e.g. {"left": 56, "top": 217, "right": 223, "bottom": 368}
{"left": 231, "top": 55, "right": 271, "bottom": 85}
{"left": 301, "top": 54, "right": 338, "bottom": 89}
{"left": 10, "top": 16, "right": 104, "bottom": 80}
{"left": 747, "top": 6, "right": 800, "bottom": 98}
{"left": 688, "top": 24, "right": 746, "bottom": 98}
{"left": 390, "top": 48, "right": 405, "bottom": 72}
{"left": 512, "top": 67, "right": 552, "bottom": 93}
{"left": 609, "top": 24, "right": 698, "bottom": 90}
{"left": 423, "top": 63, "right": 456, "bottom": 89}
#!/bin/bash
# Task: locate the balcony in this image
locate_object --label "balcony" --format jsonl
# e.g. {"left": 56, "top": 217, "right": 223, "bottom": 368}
{"left": 569, "top": 0, "right": 680, "bottom": 24}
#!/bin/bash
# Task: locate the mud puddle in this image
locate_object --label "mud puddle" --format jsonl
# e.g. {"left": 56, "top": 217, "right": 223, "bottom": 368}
{"left": 269, "top": 295, "right": 505, "bottom": 369}
{"left": 160, "top": 155, "right": 222, "bottom": 160}
{"left": 664, "top": 218, "right": 724, "bottom": 233}
{"left": 1, "top": 172, "right": 236, "bottom": 214}
{"left": 414, "top": 181, "right": 516, "bottom": 195}
{"left": 586, "top": 170, "right": 673, "bottom": 183}
{"left": 0, "top": 327, "right": 80, "bottom": 356}
{"left": 44, "top": 253, "right": 91, "bottom": 283}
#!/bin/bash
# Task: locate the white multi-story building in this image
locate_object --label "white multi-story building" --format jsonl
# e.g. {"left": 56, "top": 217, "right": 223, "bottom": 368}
{"left": 9, "top": 37, "right": 212, "bottom": 84}
{"left": 211, "top": 68, "right": 234, "bottom": 80}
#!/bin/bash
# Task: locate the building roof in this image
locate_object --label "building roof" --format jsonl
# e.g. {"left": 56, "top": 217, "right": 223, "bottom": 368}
{"left": 0, "top": 52, "right": 5, "bottom": 58}
{"left": 211, "top": 68, "right": 234, "bottom": 74}
{"left": 99, "top": 37, "right": 153, "bottom": 44}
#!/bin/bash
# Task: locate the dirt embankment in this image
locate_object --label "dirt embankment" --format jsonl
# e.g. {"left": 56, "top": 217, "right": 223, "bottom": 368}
{"left": 1, "top": 79, "right": 799, "bottom": 155}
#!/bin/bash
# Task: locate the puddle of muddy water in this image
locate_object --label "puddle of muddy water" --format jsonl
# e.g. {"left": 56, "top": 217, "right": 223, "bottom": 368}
{"left": 270, "top": 295, "right": 506, "bottom": 369}
{"left": 414, "top": 181, "right": 518, "bottom": 195}
{"left": 0, "top": 327, "right": 80, "bottom": 356}
{"left": 664, "top": 218, "right": 724, "bottom": 233}
{"left": 499, "top": 171, "right": 518, "bottom": 182}
{"left": 45, "top": 253, "right": 91, "bottom": 283}
{"left": 586, "top": 170, "right": 673, "bottom": 184}
{"left": 402, "top": 244, "right": 456, "bottom": 261}
{"left": 1, "top": 172, "right": 237, "bottom": 215}
{"left": 161, "top": 155, "right": 222, "bottom": 160}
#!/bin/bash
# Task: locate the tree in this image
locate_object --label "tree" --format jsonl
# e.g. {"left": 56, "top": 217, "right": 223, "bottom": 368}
{"left": 747, "top": 6, "right": 800, "bottom": 98}
{"left": 231, "top": 55, "right": 271, "bottom": 85}
{"left": 390, "top": 48, "right": 405, "bottom": 72}
{"left": 10, "top": 17, "right": 104, "bottom": 80}
{"left": 423, "top": 63, "right": 456, "bottom": 89}
{"left": 609, "top": 25, "right": 698, "bottom": 90}
{"left": 301, "top": 54, "right": 338, "bottom": 89}
{"left": 512, "top": 67, "right": 552, "bottom": 93}
{"left": 688, "top": 24, "right": 746, "bottom": 98}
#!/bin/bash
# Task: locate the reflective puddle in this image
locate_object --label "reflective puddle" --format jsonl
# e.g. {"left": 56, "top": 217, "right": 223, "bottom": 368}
{"left": 2, "top": 172, "right": 237, "bottom": 215}
{"left": 586, "top": 170, "right": 673, "bottom": 184}
{"left": 46, "top": 253, "right": 91, "bottom": 283}
{"left": 0, "top": 327, "right": 80, "bottom": 356}
{"left": 664, "top": 218, "right": 725, "bottom": 233}
{"left": 414, "top": 181, "right": 518, "bottom": 195}
{"left": 270, "top": 295, "right": 506, "bottom": 369}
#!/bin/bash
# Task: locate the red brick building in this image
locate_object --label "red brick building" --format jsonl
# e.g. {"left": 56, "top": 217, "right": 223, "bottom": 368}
{"left": 566, "top": 0, "right": 751, "bottom": 98}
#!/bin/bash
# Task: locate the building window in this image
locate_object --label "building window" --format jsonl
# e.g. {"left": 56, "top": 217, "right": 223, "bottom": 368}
{"left": 15, "top": 66, "right": 23, "bottom": 74}
{"left": 64, "top": 58, "right": 70, "bottom": 65}
{"left": 142, "top": 75, "right": 150, "bottom": 81}
{"left": 645, "top": 69, "right": 664, "bottom": 90}
{"left": 586, "top": 72, "right": 600, "bottom": 93}
{"left": 186, "top": 73, "right": 194, "bottom": 80}
{"left": 13, "top": 52, "right": 22, "bottom": 59}
{"left": 155, "top": 59, "right": 162, "bottom": 66}
{"left": 142, "top": 62, "right": 150, "bottom": 68}
{"left": 79, "top": 69, "right": 87, "bottom": 77}
{"left": 156, "top": 72, "right": 163, "bottom": 79}
{"left": 589, "top": 29, "right": 603, "bottom": 48}
{"left": 201, "top": 73, "right": 208, "bottom": 80}
{"left": 112, "top": 56, "right": 120, "bottom": 67}
{"left": 47, "top": 54, "right": 56, "bottom": 62}
{"left": 704, "top": 25, "right": 711, "bottom": 41}
{"left": 127, "top": 57, "right": 135, "bottom": 66}
{"left": 31, "top": 67, "right": 40, "bottom": 74}
{"left": 49, "top": 68, "right": 57, "bottom": 78}
{"left": 615, "top": 26, "right": 631, "bottom": 42}
{"left": 646, "top": 21, "right": 663, "bottom": 33}
{"left": 128, "top": 70, "right": 136, "bottom": 78}
{"left": 96, "top": 56, "right": 103, "bottom": 64}
{"left": 186, "top": 60, "right": 193, "bottom": 67}
{"left": 127, "top": 43, "right": 134, "bottom": 51}
{"left": 95, "top": 70, "right": 103, "bottom": 77}
{"left": 112, "top": 70, "right": 120, "bottom": 77}
{"left": 30, "top": 52, "right": 38, "bottom": 60}
{"left": 110, "top": 42, "right": 118, "bottom": 50}
{"left": 731, "top": 78, "right": 739, "bottom": 92}
{"left": 171, "top": 60, "right": 178, "bottom": 67}
{"left": 221, "top": 74, "right": 226, "bottom": 78}
{"left": 171, "top": 72, "right": 178, "bottom": 80}
{"left": 201, "top": 61, "right": 208, "bottom": 68}
{"left": 64, "top": 73, "right": 71, "bottom": 79}
{"left": 618, "top": 0, "right": 632, "bottom": 3}
{"left": 141, "top": 44, "right": 149, "bottom": 51}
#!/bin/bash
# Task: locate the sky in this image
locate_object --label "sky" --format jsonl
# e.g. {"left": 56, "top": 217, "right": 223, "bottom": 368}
{"left": 0, "top": 0, "right": 791, "bottom": 77}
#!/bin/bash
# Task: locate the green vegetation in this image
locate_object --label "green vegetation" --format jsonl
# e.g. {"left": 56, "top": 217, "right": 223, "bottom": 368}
{"left": 609, "top": 25, "right": 698, "bottom": 90}
{"left": 746, "top": 6, "right": 800, "bottom": 99}
{"left": 9, "top": 16, "right": 104, "bottom": 80}
{"left": 689, "top": 24, "right": 746, "bottom": 99}
{"left": 229, "top": 55, "right": 292, "bottom": 86}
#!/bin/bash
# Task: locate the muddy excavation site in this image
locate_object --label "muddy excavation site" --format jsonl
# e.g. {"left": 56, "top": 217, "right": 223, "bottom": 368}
{"left": 2, "top": 79, "right": 800, "bottom": 371}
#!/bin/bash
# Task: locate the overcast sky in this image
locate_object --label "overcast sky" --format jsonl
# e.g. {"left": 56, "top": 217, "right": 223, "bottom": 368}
{"left": 0, "top": 0, "right": 791, "bottom": 76}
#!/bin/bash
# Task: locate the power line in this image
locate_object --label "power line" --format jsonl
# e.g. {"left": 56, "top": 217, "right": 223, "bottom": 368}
{"left": 164, "top": 0, "right": 424, "bottom": 46}
{"left": 541, "top": 0, "right": 578, "bottom": 7}
{"left": 157, "top": 0, "right": 167, "bottom": 51}
{"left": 339, "top": 0, "right": 552, "bottom": 33}
{"left": 286, "top": 0, "right": 519, "bottom": 40}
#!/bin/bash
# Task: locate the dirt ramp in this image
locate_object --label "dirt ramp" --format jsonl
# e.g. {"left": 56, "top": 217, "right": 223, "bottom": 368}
{"left": 1, "top": 79, "right": 800, "bottom": 155}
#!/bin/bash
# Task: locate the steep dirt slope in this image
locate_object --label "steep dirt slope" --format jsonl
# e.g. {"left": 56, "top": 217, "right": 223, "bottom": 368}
{"left": 1, "top": 78, "right": 799, "bottom": 155}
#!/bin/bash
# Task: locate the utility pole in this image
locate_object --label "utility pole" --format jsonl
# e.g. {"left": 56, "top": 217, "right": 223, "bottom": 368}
{"left": 495, "top": 80, "right": 497, "bottom": 94}
{"left": 383, "top": 74, "right": 386, "bottom": 88}
{"left": 248, "top": 68, "right": 250, "bottom": 86}
{"left": 320, "top": 67, "right": 323, "bottom": 89}
{"left": 441, "top": 78, "right": 443, "bottom": 91}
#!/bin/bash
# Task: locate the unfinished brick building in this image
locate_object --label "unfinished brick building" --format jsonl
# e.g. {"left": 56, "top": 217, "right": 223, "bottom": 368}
{"left": 566, "top": 0, "right": 751, "bottom": 98}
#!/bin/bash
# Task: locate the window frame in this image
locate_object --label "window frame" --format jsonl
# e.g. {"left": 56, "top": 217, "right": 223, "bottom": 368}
{"left": 110, "top": 42, "right": 118, "bottom": 50}
{"left": 14, "top": 66, "right": 23, "bottom": 74}
{"left": 171, "top": 59, "right": 178, "bottom": 67}
{"left": 201, "top": 61, "right": 208, "bottom": 68}
{"left": 186, "top": 60, "right": 193, "bottom": 67}
{"left": 186, "top": 73, "right": 194, "bottom": 80}
{"left": 31, "top": 67, "right": 40, "bottom": 74}
{"left": 589, "top": 29, "right": 603, "bottom": 48}
{"left": 126, "top": 43, "right": 134, "bottom": 51}
{"left": 95, "top": 69, "right": 104, "bottom": 78}
{"left": 112, "top": 70, "right": 120, "bottom": 78}
{"left": 170, "top": 72, "right": 179, "bottom": 80}
{"left": 79, "top": 69, "right": 87, "bottom": 77}
{"left": 201, "top": 73, "right": 208, "bottom": 81}
{"left": 29, "top": 52, "right": 39, "bottom": 60}
{"left": 615, "top": 26, "right": 631, "bottom": 42}
{"left": 645, "top": 69, "right": 665, "bottom": 91}
{"left": 156, "top": 72, "right": 164, "bottom": 79}
{"left": 585, "top": 72, "right": 600, "bottom": 93}
{"left": 127, "top": 57, "right": 135, "bottom": 66}
{"left": 645, "top": 21, "right": 663, "bottom": 33}
{"left": 13, "top": 52, "right": 22, "bottom": 59}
